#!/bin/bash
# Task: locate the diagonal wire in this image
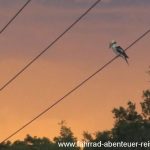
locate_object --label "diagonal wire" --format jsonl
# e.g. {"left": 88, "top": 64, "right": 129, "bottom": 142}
{"left": 0, "top": 0, "right": 102, "bottom": 92}
{"left": 0, "top": 0, "right": 32, "bottom": 34}
{"left": 1, "top": 28, "right": 150, "bottom": 143}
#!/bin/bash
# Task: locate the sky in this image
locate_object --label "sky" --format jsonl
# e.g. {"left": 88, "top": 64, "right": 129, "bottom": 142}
{"left": 0, "top": 0, "right": 150, "bottom": 142}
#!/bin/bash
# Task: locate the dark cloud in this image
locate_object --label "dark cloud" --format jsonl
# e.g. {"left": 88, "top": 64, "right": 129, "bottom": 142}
{"left": 0, "top": 0, "right": 23, "bottom": 6}
{"left": 35, "top": 0, "right": 92, "bottom": 9}
{"left": 102, "top": 0, "right": 150, "bottom": 7}
{"left": 36, "top": 0, "right": 150, "bottom": 7}
{"left": 0, "top": 0, "right": 150, "bottom": 9}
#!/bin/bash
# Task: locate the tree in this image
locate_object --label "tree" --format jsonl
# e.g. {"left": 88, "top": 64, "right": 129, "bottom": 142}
{"left": 83, "top": 131, "right": 113, "bottom": 150}
{"left": 0, "top": 121, "right": 79, "bottom": 150}
{"left": 54, "top": 121, "right": 80, "bottom": 150}
{"left": 111, "top": 91, "right": 150, "bottom": 150}
{"left": 2, "top": 90, "right": 150, "bottom": 150}
{"left": 24, "top": 134, "right": 56, "bottom": 150}
{"left": 83, "top": 91, "right": 150, "bottom": 150}
{"left": 0, "top": 141, "right": 11, "bottom": 150}
{"left": 11, "top": 140, "right": 29, "bottom": 150}
{"left": 141, "top": 90, "right": 150, "bottom": 120}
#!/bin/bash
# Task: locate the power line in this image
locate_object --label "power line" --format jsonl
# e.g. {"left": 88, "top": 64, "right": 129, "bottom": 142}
{"left": 0, "top": 0, "right": 32, "bottom": 34}
{"left": 1, "top": 28, "right": 150, "bottom": 143}
{"left": 0, "top": 0, "right": 102, "bottom": 92}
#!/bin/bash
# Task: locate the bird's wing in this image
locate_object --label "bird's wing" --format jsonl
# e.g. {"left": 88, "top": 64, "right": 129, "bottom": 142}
{"left": 116, "top": 46, "right": 129, "bottom": 58}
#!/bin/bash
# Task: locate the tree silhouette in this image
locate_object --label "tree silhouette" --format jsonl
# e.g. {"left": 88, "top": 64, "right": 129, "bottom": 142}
{"left": 141, "top": 90, "right": 150, "bottom": 120}
{"left": 1, "top": 90, "right": 150, "bottom": 150}
{"left": 54, "top": 121, "right": 80, "bottom": 150}
{"left": 84, "top": 90, "right": 150, "bottom": 150}
{"left": 24, "top": 134, "right": 56, "bottom": 150}
{"left": 0, "top": 121, "right": 78, "bottom": 150}
{"left": 0, "top": 141, "right": 11, "bottom": 150}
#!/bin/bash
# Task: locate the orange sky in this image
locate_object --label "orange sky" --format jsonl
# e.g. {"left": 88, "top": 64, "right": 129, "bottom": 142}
{"left": 0, "top": 0, "right": 150, "bottom": 142}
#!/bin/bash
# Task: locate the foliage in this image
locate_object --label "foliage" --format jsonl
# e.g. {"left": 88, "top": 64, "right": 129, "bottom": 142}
{"left": 54, "top": 121, "right": 80, "bottom": 150}
{"left": 1, "top": 90, "right": 150, "bottom": 150}
{"left": 0, "top": 121, "right": 78, "bottom": 150}
{"left": 83, "top": 90, "right": 150, "bottom": 150}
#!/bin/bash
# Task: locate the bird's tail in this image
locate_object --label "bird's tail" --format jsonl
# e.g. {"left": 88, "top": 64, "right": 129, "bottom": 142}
{"left": 124, "top": 57, "right": 129, "bottom": 65}
{"left": 120, "top": 55, "right": 129, "bottom": 65}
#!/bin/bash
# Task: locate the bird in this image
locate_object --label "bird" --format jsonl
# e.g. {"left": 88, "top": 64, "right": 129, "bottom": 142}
{"left": 109, "top": 40, "right": 129, "bottom": 64}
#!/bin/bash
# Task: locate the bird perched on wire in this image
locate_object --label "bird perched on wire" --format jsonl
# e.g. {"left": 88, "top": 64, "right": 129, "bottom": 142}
{"left": 109, "top": 40, "right": 129, "bottom": 64}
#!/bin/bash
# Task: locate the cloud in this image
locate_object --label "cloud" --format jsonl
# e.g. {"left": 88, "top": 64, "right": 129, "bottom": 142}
{"left": 102, "top": 0, "right": 150, "bottom": 7}
{"left": 37, "top": 0, "right": 150, "bottom": 6}
{"left": 1, "top": 0, "right": 150, "bottom": 10}
{"left": 0, "top": 0, "right": 150, "bottom": 5}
